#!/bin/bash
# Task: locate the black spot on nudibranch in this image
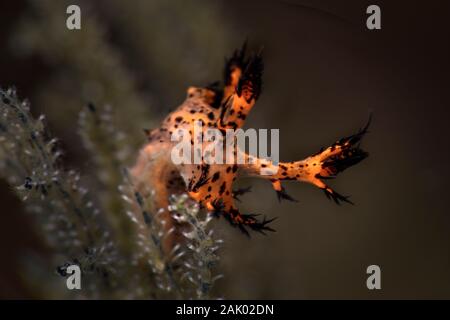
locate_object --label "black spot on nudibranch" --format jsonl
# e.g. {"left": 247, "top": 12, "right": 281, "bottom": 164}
{"left": 207, "top": 112, "right": 215, "bottom": 120}
{"left": 211, "top": 172, "right": 220, "bottom": 182}
{"left": 219, "top": 182, "right": 226, "bottom": 195}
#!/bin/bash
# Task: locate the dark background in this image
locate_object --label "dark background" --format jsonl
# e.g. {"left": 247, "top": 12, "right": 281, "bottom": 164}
{"left": 0, "top": 0, "right": 449, "bottom": 299}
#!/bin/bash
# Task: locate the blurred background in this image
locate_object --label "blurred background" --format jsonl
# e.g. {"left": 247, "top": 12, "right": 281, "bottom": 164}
{"left": 0, "top": 0, "right": 449, "bottom": 299}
